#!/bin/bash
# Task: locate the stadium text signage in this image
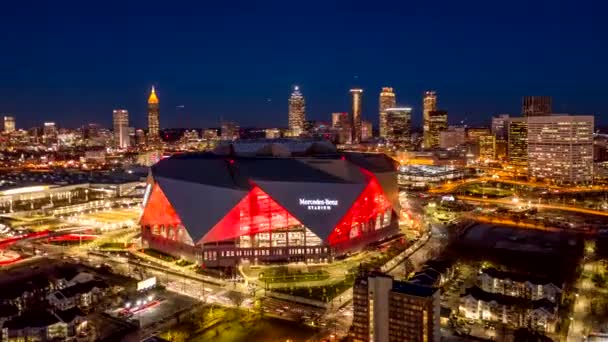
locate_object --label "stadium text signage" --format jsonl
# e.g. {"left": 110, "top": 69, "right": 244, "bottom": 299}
{"left": 299, "top": 198, "right": 339, "bottom": 211}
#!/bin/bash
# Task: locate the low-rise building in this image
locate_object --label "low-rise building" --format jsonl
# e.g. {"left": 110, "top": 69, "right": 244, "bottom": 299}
{"left": 479, "top": 268, "right": 562, "bottom": 303}
{"left": 47, "top": 280, "right": 109, "bottom": 311}
{"left": 459, "top": 286, "right": 558, "bottom": 332}
{"left": 1, "top": 308, "right": 87, "bottom": 342}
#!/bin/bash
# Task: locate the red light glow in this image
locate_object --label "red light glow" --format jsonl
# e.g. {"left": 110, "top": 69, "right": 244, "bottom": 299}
{"left": 202, "top": 186, "right": 301, "bottom": 243}
{"left": 327, "top": 174, "right": 392, "bottom": 245}
{"left": 140, "top": 184, "right": 183, "bottom": 227}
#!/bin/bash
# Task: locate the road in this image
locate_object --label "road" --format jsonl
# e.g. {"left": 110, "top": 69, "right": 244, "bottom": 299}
{"left": 457, "top": 195, "right": 608, "bottom": 218}
{"left": 430, "top": 176, "right": 608, "bottom": 195}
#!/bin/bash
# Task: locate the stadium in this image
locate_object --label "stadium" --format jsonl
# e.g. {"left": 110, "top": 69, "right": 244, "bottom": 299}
{"left": 140, "top": 150, "right": 400, "bottom": 267}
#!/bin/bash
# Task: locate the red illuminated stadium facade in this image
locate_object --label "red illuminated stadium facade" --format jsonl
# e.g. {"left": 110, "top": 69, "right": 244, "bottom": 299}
{"left": 140, "top": 152, "right": 400, "bottom": 267}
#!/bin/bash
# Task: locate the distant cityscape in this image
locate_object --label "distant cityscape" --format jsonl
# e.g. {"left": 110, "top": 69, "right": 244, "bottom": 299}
{"left": 0, "top": 85, "right": 607, "bottom": 342}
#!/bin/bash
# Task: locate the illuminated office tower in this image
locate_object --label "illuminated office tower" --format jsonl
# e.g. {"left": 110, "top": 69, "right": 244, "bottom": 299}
{"left": 422, "top": 91, "right": 438, "bottom": 148}
{"left": 491, "top": 114, "right": 510, "bottom": 140}
{"left": 112, "top": 109, "right": 130, "bottom": 149}
{"left": 42, "top": 122, "right": 57, "bottom": 144}
{"left": 527, "top": 115, "right": 594, "bottom": 184}
{"left": 147, "top": 86, "right": 160, "bottom": 144}
{"left": 288, "top": 86, "right": 306, "bottom": 136}
{"left": 332, "top": 112, "right": 351, "bottom": 144}
{"left": 135, "top": 129, "right": 146, "bottom": 146}
{"left": 479, "top": 135, "right": 496, "bottom": 161}
{"left": 385, "top": 107, "right": 412, "bottom": 150}
{"left": 3, "top": 116, "right": 15, "bottom": 134}
{"left": 379, "top": 87, "right": 396, "bottom": 139}
{"left": 466, "top": 127, "right": 491, "bottom": 143}
{"left": 351, "top": 272, "right": 440, "bottom": 342}
{"left": 426, "top": 110, "right": 447, "bottom": 149}
{"left": 507, "top": 117, "right": 528, "bottom": 166}
{"left": 361, "top": 121, "right": 373, "bottom": 142}
{"left": 332, "top": 112, "right": 348, "bottom": 128}
{"left": 439, "top": 126, "right": 466, "bottom": 149}
{"left": 350, "top": 88, "right": 363, "bottom": 143}
{"left": 522, "top": 96, "right": 552, "bottom": 117}
{"left": 265, "top": 128, "right": 281, "bottom": 139}
{"left": 221, "top": 121, "right": 240, "bottom": 141}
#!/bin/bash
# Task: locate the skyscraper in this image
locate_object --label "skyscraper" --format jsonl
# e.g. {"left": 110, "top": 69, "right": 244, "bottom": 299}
{"left": 385, "top": 107, "right": 412, "bottom": 150}
{"left": 491, "top": 114, "right": 510, "bottom": 140}
{"left": 351, "top": 271, "right": 440, "bottom": 342}
{"left": 479, "top": 135, "right": 496, "bottom": 161}
{"left": 422, "top": 91, "right": 438, "bottom": 148}
{"left": 527, "top": 115, "right": 594, "bottom": 184}
{"left": 3, "top": 116, "right": 15, "bottom": 134}
{"left": 427, "top": 110, "right": 448, "bottom": 149}
{"left": 507, "top": 117, "right": 528, "bottom": 165}
{"left": 288, "top": 86, "right": 306, "bottom": 136}
{"left": 350, "top": 88, "right": 363, "bottom": 143}
{"left": 361, "top": 120, "right": 373, "bottom": 142}
{"left": 331, "top": 112, "right": 348, "bottom": 128}
{"left": 522, "top": 96, "right": 552, "bottom": 117}
{"left": 379, "top": 87, "right": 396, "bottom": 139}
{"left": 147, "top": 86, "right": 160, "bottom": 144}
{"left": 112, "top": 109, "right": 130, "bottom": 149}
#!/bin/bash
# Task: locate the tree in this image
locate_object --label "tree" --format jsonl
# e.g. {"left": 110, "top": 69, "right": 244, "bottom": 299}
{"left": 227, "top": 291, "right": 246, "bottom": 308}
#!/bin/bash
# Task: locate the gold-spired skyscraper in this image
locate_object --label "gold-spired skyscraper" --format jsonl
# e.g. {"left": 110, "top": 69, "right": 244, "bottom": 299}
{"left": 379, "top": 87, "right": 396, "bottom": 139}
{"left": 350, "top": 88, "right": 363, "bottom": 144}
{"left": 422, "top": 91, "right": 437, "bottom": 148}
{"left": 147, "top": 86, "right": 160, "bottom": 144}
{"left": 288, "top": 86, "right": 306, "bottom": 136}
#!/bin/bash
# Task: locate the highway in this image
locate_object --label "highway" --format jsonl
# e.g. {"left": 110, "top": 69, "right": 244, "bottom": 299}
{"left": 430, "top": 176, "right": 608, "bottom": 195}
{"left": 456, "top": 195, "right": 608, "bottom": 218}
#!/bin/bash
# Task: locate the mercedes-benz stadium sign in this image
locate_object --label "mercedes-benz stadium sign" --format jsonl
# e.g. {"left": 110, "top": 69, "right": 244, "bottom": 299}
{"left": 299, "top": 198, "right": 339, "bottom": 211}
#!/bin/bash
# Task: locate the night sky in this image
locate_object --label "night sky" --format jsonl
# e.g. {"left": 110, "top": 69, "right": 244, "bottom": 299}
{"left": 1, "top": 0, "right": 606, "bottom": 129}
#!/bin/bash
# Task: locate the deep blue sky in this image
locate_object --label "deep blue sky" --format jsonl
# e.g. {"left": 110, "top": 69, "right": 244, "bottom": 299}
{"left": 0, "top": 0, "right": 606, "bottom": 129}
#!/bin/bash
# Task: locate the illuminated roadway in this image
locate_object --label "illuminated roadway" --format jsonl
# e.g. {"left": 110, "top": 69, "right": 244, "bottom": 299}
{"left": 456, "top": 195, "right": 608, "bottom": 218}
{"left": 429, "top": 177, "right": 608, "bottom": 194}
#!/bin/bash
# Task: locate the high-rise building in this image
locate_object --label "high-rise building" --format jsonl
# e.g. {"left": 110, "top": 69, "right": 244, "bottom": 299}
{"left": 522, "top": 96, "right": 552, "bottom": 117}
{"left": 422, "top": 91, "right": 438, "bottom": 148}
{"left": 466, "top": 127, "right": 491, "bottom": 143}
{"left": 379, "top": 87, "right": 396, "bottom": 139}
{"left": 112, "top": 109, "right": 130, "bottom": 149}
{"left": 495, "top": 139, "right": 508, "bottom": 161}
{"left": 331, "top": 112, "right": 351, "bottom": 144}
{"left": 351, "top": 271, "right": 440, "bottom": 342}
{"left": 426, "top": 110, "right": 447, "bottom": 149}
{"left": 361, "top": 121, "right": 373, "bottom": 142}
{"left": 350, "top": 88, "right": 363, "bottom": 143}
{"left": 331, "top": 112, "right": 348, "bottom": 128}
{"left": 507, "top": 117, "right": 528, "bottom": 165}
{"left": 491, "top": 114, "right": 510, "bottom": 140}
{"left": 288, "top": 86, "right": 306, "bottom": 136}
{"left": 221, "top": 121, "right": 240, "bottom": 141}
{"left": 527, "top": 115, "right": 594, "bottom": 184}
{"left": 3, "top": 116, "right": 15, "bottom": 134}
{"left": 385, "top": 107, "right": 412, "bottom": 150}
{"left": 479, "top": 135, "right": 496, "bottom": 161}
{"left": 147, "top": 86, "right": 160, "bottom": 144}
{"left": 42, "top": 122, "right": 57, "bottom": 145}
{"left": 135, "top": 129, "right": 146, "bottom": 146}
{"left": 265, "top": 128, "right": 281, "bottom": 139}
{"left": 439, "top": 126, "right": 466, "bottom": 149}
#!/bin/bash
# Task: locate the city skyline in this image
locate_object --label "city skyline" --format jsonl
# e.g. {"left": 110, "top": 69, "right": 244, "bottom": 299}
{"left": 0, "top": 1, "right": 606, "bottom": 129}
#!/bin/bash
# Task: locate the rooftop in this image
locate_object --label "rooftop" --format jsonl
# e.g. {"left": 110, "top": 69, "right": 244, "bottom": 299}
{"left": 392, "top": 280, "right": 438, "bottom": 298}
